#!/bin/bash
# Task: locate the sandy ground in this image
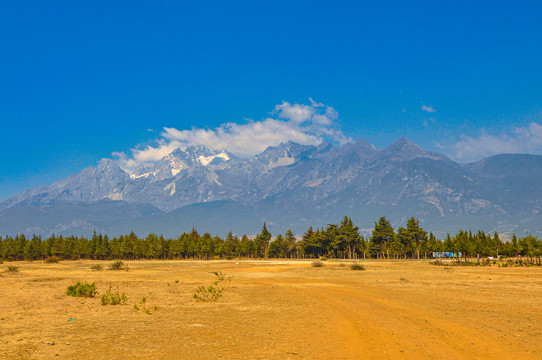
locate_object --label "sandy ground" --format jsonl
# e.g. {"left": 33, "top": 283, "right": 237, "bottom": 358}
{"left": 1, "top": 259, "right": 541, "bottom": 359}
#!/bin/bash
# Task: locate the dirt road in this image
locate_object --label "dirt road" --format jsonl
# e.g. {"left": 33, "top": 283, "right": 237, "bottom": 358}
{"left": 1, "top": 260, "right": 541, "bottom": 359}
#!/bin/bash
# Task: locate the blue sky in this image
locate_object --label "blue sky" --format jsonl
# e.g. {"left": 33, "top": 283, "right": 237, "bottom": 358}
{"left": 1, "top": 1, "right": 541, "bottom": 200}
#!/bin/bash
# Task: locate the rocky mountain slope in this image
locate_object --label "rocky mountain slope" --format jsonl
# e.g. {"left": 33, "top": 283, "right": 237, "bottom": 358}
{"left": 2, "top": 138, "right": 541, "bottom": 237}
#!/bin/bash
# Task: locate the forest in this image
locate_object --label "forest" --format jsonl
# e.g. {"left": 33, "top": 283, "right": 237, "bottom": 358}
{"left": 1, "top": 216, "right": 541, "bottom": 261}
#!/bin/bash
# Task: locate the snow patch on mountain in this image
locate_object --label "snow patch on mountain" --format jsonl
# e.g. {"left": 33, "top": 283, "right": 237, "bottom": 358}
{"left": 164, "top": 182, "right": 176, "bottom": 196}
{"left": 198, "top": 151, "right": 230, "bottom": 166}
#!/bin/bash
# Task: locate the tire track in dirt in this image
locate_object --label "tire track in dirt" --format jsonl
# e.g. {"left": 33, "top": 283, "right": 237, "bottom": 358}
{"left": 288, "top": 280, "right": 540, "bottom": 360}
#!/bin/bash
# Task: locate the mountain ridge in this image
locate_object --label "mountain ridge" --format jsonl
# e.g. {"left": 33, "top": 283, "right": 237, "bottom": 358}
{"left": 2, "top": 138, "right": 541, "bottom": 237}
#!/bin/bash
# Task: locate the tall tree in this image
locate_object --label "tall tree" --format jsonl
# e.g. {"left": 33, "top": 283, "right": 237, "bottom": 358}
{"left": 370, "top": 216, "right": 395, "bottom": 259}
{"left": 405, "top": 217, "right": 427, "bottom": 259}
{"left": 284, "top": 229, "right": 297, "bottom": 258}
{"left": 254, "top": 223, "right": 271, "bottom": 258}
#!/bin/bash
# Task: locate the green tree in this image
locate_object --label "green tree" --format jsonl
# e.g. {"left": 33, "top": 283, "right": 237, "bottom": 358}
{"left": 268, "top": 234, "right": 289, "bottom": 258}
{"left": 254, "top": 223, "right": 271, "bottom": 258}
{"left": 284, "top": 229, "right": 297, "bottom": 258}
{"left": 370, "top": 217, "right": 395, "bottom": 259}
{"left": 405, "top": 217, "right": 427, "bottom": 259}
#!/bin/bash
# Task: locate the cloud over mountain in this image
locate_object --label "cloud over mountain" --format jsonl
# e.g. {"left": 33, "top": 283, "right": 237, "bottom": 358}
{"left": 114, "top": 99, "right": 350, "bottom": 172}
{"left": 449, "top": 122, "right": 542, "bottom": 162}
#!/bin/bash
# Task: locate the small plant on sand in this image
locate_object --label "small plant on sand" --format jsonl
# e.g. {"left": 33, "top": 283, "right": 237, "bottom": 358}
{"left": 311, "top": 260, "right": 325, "bottom": 267}
{"left": 90, "top": 264, "right": 104, "bottom": 271}
{"left": 7, "top": 265, "right": 19, "bottom": 273}
{"left": 320, "top": 256, "right": 328, "bottom": 261}
{"left": 193, "top": 272, "right": 231, "bottom": 302}
{"left": 167, "top": 279, "right": 182, "bottom": 293}
{"left": 101, "top": 286, "right": 128, "bottom": 305}
{"left": 133, "top": 295, "right": 157, "bottom": 314}
{"left": 211, "top": 271, "right": 231, "bottom": 282}
{"left": 44, "top": 256, "right": 60, "bottom": 263}
{"left": 350, "top": 263, "right": 365, "bottom": 271}
{"left": 108, "top": 260, "right": 128, "bottom": 271}
{"left": 66, "top": 281, "right": 97, "bottom": 298}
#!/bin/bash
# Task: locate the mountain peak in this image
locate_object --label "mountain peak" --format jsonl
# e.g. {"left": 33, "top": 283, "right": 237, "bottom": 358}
{"left": 3, "top": 137, "right": 542, "bottom": 237}
{"left": 390, "top": 137, "right": 419, "bottom": 148}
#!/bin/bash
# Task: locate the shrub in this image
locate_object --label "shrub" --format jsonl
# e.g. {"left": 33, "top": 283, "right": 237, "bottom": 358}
{"left": 320, "top": 256, "right": 328, "bottom": 261}
{"left": 134, "top": 295, "right": 156, "bottom": 314}
{"left": 350, "top": 263, "right": 365, "bottom": 271}
{"left": 211, "top": 271, "right": 231, "bottom": 282}
{"left": 7, "top": 266, "right": 19, "bottom": 272}
{"left": 0, "top": 260, "right": 4, "bottom": 264}
{"left": 193, "top": 272, "right": 230, "bottom": 302}
{"left": 311, "top": 260, "right": 325, "bottom": 267}
{"left": 45, "top": 256, "right": 60, "bottom": 263}
{"left": 193, "top": 284, "right": 224, "bottom": 302}
{"left": 66, "top": 282, "right": 97, "bottom": 298}
{"left": 90, "top": 264, "right": 103, "bottom": 271}
{"left": 108, "top": 260, "right": 128, "bottom": 271}
{"left": 101, "top": 286, "right": 128, "bottom": 305}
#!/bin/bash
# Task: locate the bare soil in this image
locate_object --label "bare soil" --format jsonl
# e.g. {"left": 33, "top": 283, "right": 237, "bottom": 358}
{"left": 1, "top": 260, "right": 541, "bottom": 359}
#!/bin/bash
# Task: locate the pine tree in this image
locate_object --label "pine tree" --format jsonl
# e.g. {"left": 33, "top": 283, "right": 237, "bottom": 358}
{"left": 254, "top": 223, "right": 271, "bottom": 258}
{"left": 405, "top": 217, "right": 427, "bottom": 259}
{"left": 370, "top": 217, "right": 395, "bottom": 259}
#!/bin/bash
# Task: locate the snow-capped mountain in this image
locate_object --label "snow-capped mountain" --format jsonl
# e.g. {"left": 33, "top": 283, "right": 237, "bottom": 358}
{"left": 2, "top": 139, "right": 542, "bottom": 237}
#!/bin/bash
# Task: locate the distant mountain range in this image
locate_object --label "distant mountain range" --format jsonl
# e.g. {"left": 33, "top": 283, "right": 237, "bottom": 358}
{"left": 2, "top": 138, "right": 542, "bottom": 238}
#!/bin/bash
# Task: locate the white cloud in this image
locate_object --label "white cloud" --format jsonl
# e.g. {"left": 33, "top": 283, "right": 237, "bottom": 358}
{"left": 421, "top": 105, "right": 436, "bottom": 113}
{"left": 449, "top": 122, "right": 542, "bottom": 162}
{"left": 114, "top": 100, "right": 351, "bottom": 172}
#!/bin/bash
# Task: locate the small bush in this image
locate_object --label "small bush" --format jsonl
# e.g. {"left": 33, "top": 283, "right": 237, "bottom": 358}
{"left": 350, "top": 263, "right": 365, "bottom": 271}
{"left": 211, "top": 271, "right": 231, "bottom": 282}
{"left": 44, "top": 256, "right": 60, "bottom": 263}
{"left": 66, "top": 282, "right": 97, "bottom": 298}
{"left": 193, "top": 272, "right": 230, "bottom": 302}
{"left": 320, "top": 256, "right": 328, "bottom": 261}
{"left": 101, "top": 286, "right": 128, "bottom": 305}
{"left": 193, "top": 284, "right": 224, "bottom": 302}
{"left": 7, "top": 266, "right": 19, "bottom": 272}
{"left": 499, "top": 260, "right": 514, "bottom": 267}
{"left": 108, "top": 260, "right": 128, "bottom": 271}
{"left": 134, "top": 295, "right": 156, "bottom": 314}
{"left": 311, "top": 260, "right": 325, "bottom": 267}
{"left": 90, "top": 264, "right": 103, "bottom": 271}
{"left": 0, "top": 259, "right": 4, "bottom": 264}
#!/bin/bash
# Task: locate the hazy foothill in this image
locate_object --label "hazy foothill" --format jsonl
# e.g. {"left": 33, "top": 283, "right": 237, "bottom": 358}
{"left": 2, "top": 139, "right": 542, "bottom": 238}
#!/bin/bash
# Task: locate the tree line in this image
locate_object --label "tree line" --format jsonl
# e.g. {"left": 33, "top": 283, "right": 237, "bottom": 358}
{"left": 1, "top": 216, "right": 541, "bottom": 261}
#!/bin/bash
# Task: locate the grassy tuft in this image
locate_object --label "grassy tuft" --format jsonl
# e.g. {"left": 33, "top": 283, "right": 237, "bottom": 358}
{"left": 44, "top": 256, "right": 60, "bottom": 263}
{"left": 66, "top": 281, "right": 97, "bottom": 298}
{"left": 101, "top": 286, "right": 128, "bottom": 305}
{"left": 108, "top": 260, "right": 128, "bottom": 271}
{"left": 350, "top": 263, "right": 365, "bottom": 271}
{"left": 90, "top": 264, "right": 104, "bottom": 271}
{"left": 7, "top": 265, "right": 19, "bottom": 272}
{"left": 311, "top": 260, "right": 325, "bottom": 267}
